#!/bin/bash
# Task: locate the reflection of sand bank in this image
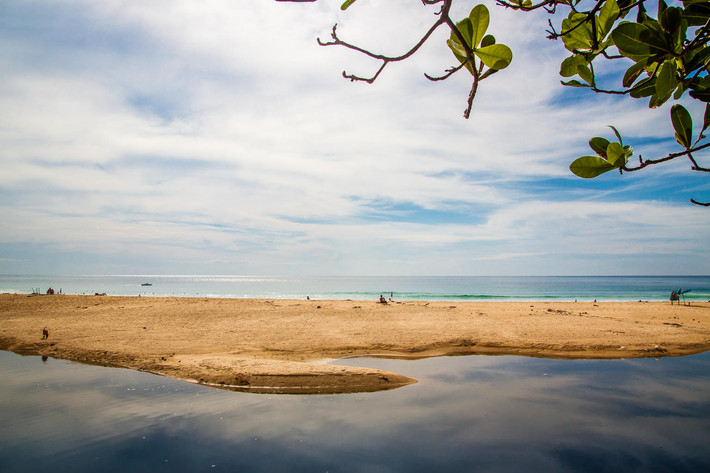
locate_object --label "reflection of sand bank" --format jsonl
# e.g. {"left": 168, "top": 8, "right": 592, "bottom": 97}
{"left": 1, "top": 294, "right": 709, "bottom": 394}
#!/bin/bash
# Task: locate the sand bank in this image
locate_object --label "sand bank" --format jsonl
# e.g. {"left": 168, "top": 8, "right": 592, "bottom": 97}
{"left": 1, "top": 294, "right": 709, "bottom": 394}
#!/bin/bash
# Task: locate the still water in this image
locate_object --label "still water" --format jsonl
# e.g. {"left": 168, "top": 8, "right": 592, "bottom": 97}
{"left": 1, "top": 351, "right": 709, "bottom": 472}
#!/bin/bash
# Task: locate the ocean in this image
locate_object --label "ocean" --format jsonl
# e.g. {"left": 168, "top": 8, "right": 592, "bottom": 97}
{"left": 1, "top": 274, "right": 708, "bottom": 302}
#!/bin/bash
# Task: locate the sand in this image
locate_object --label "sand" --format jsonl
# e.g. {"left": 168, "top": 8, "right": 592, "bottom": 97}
{"left": 1, "top": 293, "right": 709, "bottom": 394}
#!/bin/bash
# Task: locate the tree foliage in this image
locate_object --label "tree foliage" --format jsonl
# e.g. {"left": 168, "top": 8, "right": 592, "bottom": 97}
{"left": 280, "top": 0, "right": 710, "bottom": 206}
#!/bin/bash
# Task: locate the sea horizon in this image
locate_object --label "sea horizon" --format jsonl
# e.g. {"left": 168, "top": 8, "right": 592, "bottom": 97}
{"left": 2, "top": 274, "right": 708, "bottom": 302}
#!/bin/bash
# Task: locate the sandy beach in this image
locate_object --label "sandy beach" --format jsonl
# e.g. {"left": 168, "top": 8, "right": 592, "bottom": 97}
{"left": 1, "top": 293, "right": 709, "bottom": 394}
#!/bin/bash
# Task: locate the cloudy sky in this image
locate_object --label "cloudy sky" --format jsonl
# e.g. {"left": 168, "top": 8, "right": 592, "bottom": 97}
{"left": 1, "top": 0, "right": 708, "bottom": 276}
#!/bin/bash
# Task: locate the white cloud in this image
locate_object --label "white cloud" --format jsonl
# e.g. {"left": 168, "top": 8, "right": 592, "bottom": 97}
{"left": 0, "top": 0, "right": 707, "bottom": 276}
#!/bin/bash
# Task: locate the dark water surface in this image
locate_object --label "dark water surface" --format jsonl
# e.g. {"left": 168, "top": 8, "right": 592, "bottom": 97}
{"left": 1, "top": 350, "right": 709, "bottom": 472}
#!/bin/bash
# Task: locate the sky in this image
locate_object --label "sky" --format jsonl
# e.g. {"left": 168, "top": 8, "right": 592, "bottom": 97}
{"left": 0, "top": 0, "right": 708, "bottom": 276}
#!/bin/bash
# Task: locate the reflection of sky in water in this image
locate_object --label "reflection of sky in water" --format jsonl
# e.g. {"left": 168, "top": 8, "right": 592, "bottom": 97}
{"left": 1, "top": 351, "right": 709, "bottom": 472}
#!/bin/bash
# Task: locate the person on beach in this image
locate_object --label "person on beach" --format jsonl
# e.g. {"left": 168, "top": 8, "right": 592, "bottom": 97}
{"left": 41, "top": 327, "right": 49, "bottom": 340}
{"left": 379, "top": 295, "right": 387, "bottom": 304}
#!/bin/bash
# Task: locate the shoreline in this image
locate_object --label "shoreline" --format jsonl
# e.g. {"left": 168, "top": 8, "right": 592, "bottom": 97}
{"left": 2, "top": 294, "right": 709, "bottom": 394}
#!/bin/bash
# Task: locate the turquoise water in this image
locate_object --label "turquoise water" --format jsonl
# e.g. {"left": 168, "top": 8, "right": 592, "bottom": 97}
{"left": 1, "top": 274, "right": 708, "bottom": 301}
{"left": 1, "top": 350, "right": 709, "bottom": 472}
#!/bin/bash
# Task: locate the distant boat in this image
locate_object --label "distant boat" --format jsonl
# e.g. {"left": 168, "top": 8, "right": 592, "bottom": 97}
{"left": 141, "top": 283, "right": 152, "bottom": 286}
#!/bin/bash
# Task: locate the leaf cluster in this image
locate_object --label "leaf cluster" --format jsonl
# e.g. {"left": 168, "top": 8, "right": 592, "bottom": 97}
{"left": 548, "top": 0, "right": 710, "bottom": 203}
{"left": 447, "top": 5, "right": 513, "bottom": 77}
{"left": 570, "top": 126, "right": 633, "bottom": 178}
{"left": 286, "top": 0, "right": 710, "bottom": 204}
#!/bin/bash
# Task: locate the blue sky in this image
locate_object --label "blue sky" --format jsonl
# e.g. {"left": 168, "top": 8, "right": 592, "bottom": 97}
{"left": 0, "top": 0, "right": 708, "bottom": 276}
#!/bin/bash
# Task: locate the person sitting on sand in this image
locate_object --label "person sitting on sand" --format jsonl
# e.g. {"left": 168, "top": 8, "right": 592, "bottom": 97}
{"left": 379, "top": 295, "right": 387, "bottom": 304}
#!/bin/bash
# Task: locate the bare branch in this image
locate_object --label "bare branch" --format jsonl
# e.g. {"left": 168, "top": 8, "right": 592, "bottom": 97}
{"left": 464, "top": 76, "right": 479, "bottom": 119}
{"left": 622, "top": 142, "right": 710, "bottom": 172}
{"left": 590, "top": 86, "right": 629, "bottom": 95}
{"left": 317, "top": 2, "right": 451, "bottom": 84}
{"left": 496, "top": 0, "right": 557, "bottom": 12}
{"left": 425, "top": 63, "right": 467, "bottom": 81}
{"left": 691, "top": 199, "right": 710, "bottom": 206}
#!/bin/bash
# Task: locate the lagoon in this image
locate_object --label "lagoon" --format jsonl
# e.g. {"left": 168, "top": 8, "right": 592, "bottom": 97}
{"left": 1, "top": 350, "right": 709, "bottom": 472}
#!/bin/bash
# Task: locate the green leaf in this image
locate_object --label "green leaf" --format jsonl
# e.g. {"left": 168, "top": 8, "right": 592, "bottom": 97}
{"left": 605, "top": 141, "right": 626, "bottom": 166}
{"left": 703, "top": 103, "right": 710, "bottom": 133}
{"left": 560, "top": 55, "right": 586, "bottom": 78}
{"left": 561, "top": 13, "right": 593, "bottom": 52}
{"left": 609, "top": 125, "right": 623, "bottom": 145}
{"left": 622, "top": 59, "right": 648, "bottom": 87}
{"left": 623, "top": 145, "right": 634, "bottom": 162}
{"left": 577, "top": 64, "right": 594, "bottom": 85}
{"left": 453, "top": 18, "right": 475, "bottom": 49}
{"left": 561, "top": 79, "right": 588, "bottom": 87}
{"left": 655, "top": 59, "right": 678, "bottom": 100}
{"left": 671, "top": 104, "right": 693, "bottom": 148}
{"left": 689, "top": 76, "right": 710, "bottom": 102}
{"left": 630, "top": 77, "right": 657, "bottom": 98}
{"left": 341, "top": 0, "right": 357, "bottom": 10}
{"left": 684, "top": 2, "right": 710, "bottom": 27}
{"left": 468, "top": 4, "right": 490, "bottom": 49}
{"left": 474, "top": 44, "right": 513, "bottom": 70}
{"left": 446, "top": 38, "right": 475, "bottom": 75}
{"left": 481, "top": 34, "right": 496, "bottom": 48}
{"left": 597, "top": 0, "right": 621, "bottom": 38}
{"left": 478, "top": 68, "right": 499, "bottom": 80}
{"left": 570, "top": 156, "right": 617, "bottom": 178}
{"left": 671, "top": 18, "right": 688, "bottom": 55}
{"left": 690, "top": 88, "right": 710, "bottom": 102}
{"left": 660, "top": 7, "right": 683, "bottom": 33}
{"left": 685, "top": 46, "right": 710, "bottom": 72}
{"left": 611, "top": 22, "right": 669, "bottom": 59}
{"left": 674, "top": 82, "right": 686, "bottom": 100}
{"left": 589, "top": 137, "right": 611, "bottom": 156}
{"left": 648, "top": 91, "right": 673, "bottom": 108}
{"left": 658, "top": 0, "right": 668, "bottom": 19}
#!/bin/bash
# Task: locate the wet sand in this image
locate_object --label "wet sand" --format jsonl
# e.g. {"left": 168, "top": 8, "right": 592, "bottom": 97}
{"left": 1, "top": 294, "right": 709, "bottom": 394}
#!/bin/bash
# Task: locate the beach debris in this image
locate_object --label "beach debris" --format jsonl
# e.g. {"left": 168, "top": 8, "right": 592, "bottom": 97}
{"left": 645, "top": 345, "right": 667, "bottom": 353}
{"left": 619, "top": 346, "right": 626, "bottom": 350}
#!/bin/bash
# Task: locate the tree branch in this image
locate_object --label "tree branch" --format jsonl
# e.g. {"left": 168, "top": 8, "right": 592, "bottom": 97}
{"left": 425, "top": 62, "right": 467, "bottom": 81}
{"left": 317, "top": 1, "right": 451, "bottom": 84}
{"left": 622, "top": 142, "right": 710, "bottom": 172}
{"left": 496, "top": 0, "right": 557, "bottom": 12}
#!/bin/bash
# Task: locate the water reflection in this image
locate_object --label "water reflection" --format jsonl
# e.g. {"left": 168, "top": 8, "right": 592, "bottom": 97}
{"left": 1, "top": 350, "right": 709, "bottom": 472}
